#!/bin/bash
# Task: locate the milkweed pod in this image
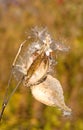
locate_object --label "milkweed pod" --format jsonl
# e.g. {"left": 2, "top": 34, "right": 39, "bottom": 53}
{"left": 31, "top": 74, "right": 72, "bottom": 116}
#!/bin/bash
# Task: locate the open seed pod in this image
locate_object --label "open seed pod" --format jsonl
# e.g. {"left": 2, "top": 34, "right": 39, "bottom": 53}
{"left": 31, "top": 74, "right": 71, "bottom": 116}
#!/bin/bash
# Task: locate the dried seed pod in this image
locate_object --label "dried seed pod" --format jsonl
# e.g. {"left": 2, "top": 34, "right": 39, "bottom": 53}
{"left": 0, "top": 27, "right": 71, "bottom": 121}
{"left": 31, "top": 74, "right": 71, "bottom": 115}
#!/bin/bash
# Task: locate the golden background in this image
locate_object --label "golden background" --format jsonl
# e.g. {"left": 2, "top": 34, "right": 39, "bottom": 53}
{"left": 0, "top": 0, "right": 83, "bottom": 130}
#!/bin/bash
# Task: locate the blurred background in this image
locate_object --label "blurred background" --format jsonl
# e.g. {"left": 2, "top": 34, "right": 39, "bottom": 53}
{"left": 0, "top": 0, "right": 83, "bottom": 130}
